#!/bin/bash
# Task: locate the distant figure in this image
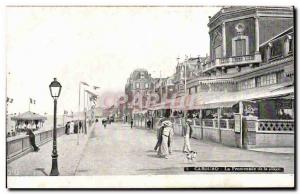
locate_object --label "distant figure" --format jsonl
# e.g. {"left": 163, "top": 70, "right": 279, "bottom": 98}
{"left": 27, "top": 128, "right": 39, "bottom": 152}
{"left": 74, "top": 122, "right": 78, "bottom": 133}
{"left": 69, "top": 121, "right": 74, "bottom": 134}
{"left": 130, "top": 118, "right": 134, "bottom": 129}
{"left": 147, "top": 119, "right": 151, "bottom": 129}
{"left": 79, "top": 121, "right": 82, "bottom": 133}
{"left": 65, "top": 122, "right": 70, "bottom": 135}
{"left": 102, "top": 119, "right": 107, "bottom": 128}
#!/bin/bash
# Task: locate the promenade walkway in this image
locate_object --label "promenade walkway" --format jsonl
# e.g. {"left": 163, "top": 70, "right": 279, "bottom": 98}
{"left": 7, "top": 122, "right": 294, "bottom": 176}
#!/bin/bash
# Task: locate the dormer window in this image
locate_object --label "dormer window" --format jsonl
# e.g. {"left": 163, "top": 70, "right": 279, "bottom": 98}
{"left": 284, "top": 35, "right": 293, "bottom": 56}
{"left": 140, "top": 72, "right": 145, "bottom": 79}
{"left": 266, "top": 42, "right": 272, "bottom": 61}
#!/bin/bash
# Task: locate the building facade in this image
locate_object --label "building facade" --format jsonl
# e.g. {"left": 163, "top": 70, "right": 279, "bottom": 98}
{"left": 127, "top": 6, "right": 294, "bottom": 149}
{"left": 124, "top": 68, "right": 155, "bottom": 117}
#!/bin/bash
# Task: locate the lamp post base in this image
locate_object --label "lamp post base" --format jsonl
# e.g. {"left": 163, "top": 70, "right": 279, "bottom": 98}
{"left": 50, "top": 156, "right": 59, "bottom": 176}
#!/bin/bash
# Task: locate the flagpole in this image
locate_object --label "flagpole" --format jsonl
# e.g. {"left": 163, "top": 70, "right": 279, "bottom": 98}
{"left": 77, "top": 82, "right": 81, "bottom": 145}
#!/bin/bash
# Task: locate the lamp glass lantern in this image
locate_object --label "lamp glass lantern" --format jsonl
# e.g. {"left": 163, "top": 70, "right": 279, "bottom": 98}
{"left": 49, "top": 78, "right": 62, "bottom": 99}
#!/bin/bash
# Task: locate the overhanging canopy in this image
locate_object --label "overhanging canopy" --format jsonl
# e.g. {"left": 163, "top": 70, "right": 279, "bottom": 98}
{"left": 11, "top": 111, "right": 47, "bottom": 121}
{"left": 194, "top": 101, "right": 237, "bottom": 110}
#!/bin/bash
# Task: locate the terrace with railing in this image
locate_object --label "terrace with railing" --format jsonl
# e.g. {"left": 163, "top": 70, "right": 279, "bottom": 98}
{"left": 202, "top": 53, "right": 262, "bottom": 72}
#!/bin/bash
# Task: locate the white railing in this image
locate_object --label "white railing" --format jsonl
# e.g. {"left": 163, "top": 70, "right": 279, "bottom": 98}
{"left": 257, "top": 119, "right": 294, "bottom": 133}
{"left": 201, "top": 119, "right": 234, "bottom": 130}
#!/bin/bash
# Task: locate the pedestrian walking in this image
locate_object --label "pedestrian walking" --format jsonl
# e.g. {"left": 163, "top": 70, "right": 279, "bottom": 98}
{"left": 74, "top": 121, "right": 79, "bottom": 133}
{"left": 69, "top": 121, "right": 74, "bottom": 134}
{"left": 147, "top": 119, "right": 151, "bottom": 129}
{"left": 79, "top": 121, "right": 82, "bottom": 133}
{"left": 102, "top": 119, "right": 107, "bottom": 128}
{"left": 130, "top": 118, "right": 134, "bottom": 129}
{"left": 157, "top": 120, "right": 173, "bottom": 159}
{"left": 168, "top": 121, "right": 174, "bottom": 155}
{"left": 27, "top": 128, "right": 39, "bottom": 152}
{"left": 182, "top": 118, "right": 193, "bottom": 153}
{"left": 65, "top": 122, "right": 70, "bottom": 135}
{"left": 154, "top": 125, "right": 163, "bottom": 151}
{"left": 154, "top": 118, "right": 166, "bottom": 151}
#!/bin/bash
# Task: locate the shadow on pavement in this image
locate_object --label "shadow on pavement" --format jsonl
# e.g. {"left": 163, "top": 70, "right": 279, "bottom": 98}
{"left": 35, "top": 168, "right": 48, "bottom": 176}
{"left": 146, "top": 154, "right": 161, "bottom": 158}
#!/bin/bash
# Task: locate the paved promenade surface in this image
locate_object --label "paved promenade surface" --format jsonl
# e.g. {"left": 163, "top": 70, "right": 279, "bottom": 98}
{"left": 7, "top": 122, "right": 294, "bottom": 176}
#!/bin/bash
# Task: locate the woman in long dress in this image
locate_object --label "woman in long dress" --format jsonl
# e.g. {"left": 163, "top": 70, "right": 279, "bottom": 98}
{"left": 158, "top": 121, "right": 173, "bottom": 159}
{"left": 154, "top": 118, "right": 166, "bottom": 151}
{"left": 182, "top": 119, "right": 193, "bottom": 153}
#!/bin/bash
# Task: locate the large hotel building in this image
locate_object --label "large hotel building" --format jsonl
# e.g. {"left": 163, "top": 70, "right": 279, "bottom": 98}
{"left": 123, "top": 6, "right": 294, "bottom": 149}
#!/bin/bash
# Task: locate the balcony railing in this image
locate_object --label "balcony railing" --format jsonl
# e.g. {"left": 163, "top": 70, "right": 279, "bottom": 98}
{"left": 203, "top": 53, "right": 262, "bottom": 72}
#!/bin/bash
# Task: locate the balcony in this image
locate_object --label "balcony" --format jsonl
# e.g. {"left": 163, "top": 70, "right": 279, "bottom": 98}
{"left": 203, "top": 53, "right": 262, "bottom": 73}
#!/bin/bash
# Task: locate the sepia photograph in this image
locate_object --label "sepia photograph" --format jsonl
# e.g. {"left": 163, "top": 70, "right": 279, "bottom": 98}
{"left": 4, "top": 3, "right": 295, "bottom": 189}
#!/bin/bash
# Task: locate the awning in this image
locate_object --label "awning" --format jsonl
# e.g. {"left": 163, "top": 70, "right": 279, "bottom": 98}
{"left": 193, "top": 84, "right": 294, "bottom": 110}
{"left": 158, "top": 96, "right": 195, "bottom": 111}
{"left": 11, "top": 111, "right": 47, "bottom": 121}
{"left": 132, "top": 109, "right": 148, "bottom": 114}
{"left": 194, "top": 101, "right": 237, "bottom": 109}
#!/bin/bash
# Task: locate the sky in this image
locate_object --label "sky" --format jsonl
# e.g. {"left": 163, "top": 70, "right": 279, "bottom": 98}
{"left": 6, "top": 6, "right": 220, "bottom": 115}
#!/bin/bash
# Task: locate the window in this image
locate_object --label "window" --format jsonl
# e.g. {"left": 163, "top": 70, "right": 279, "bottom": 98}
{"left": 256, "top": 73, "right": 277, "bottom": 87}
{"left": 235, "top": 39, "right": 246, "bottom": 56}
{"left": 140, "top": 72, "right": 145, "bottom": 79}
{"left": 265, "top": 46, "right": 271, "bottom": 61}
{"left": 232, "top": 35, "right": 249, "bottom": 56}
{"left": 136, "top": 83, "right": 140, "bottom": 89}
{"left": 289, "top": 37, "right": 293, "bottom": 53}
{"left": 276, "top": 71, "right": 285, "bottom": 83}
{"left": 145, "top": 83, "right": 149, "bottom": 89}
{"left": 214, "top": 46, "right": 222, "bottom": 59}
{"left": 270, "top": 41, "right": 282, "bottom": 58}
{"left": 284, "top": 35, "right": 293, "bottom": 56}
{"left": 238, "top": 78, "right": 255, "bottom": 90}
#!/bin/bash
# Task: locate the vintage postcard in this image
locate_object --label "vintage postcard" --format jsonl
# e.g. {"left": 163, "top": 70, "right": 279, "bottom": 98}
{"left": 5, "top": 5, "right": 295, "bottom": 189}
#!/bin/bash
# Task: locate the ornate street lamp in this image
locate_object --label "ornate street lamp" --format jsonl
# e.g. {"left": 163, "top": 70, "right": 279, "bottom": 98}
{"left": 49, "top": 78, "right": 62, "bottom": 176}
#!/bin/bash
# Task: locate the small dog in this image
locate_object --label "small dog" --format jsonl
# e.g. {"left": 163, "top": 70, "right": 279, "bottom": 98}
{"left": 186, "top": 151, "right": 197, "bottom": 161}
